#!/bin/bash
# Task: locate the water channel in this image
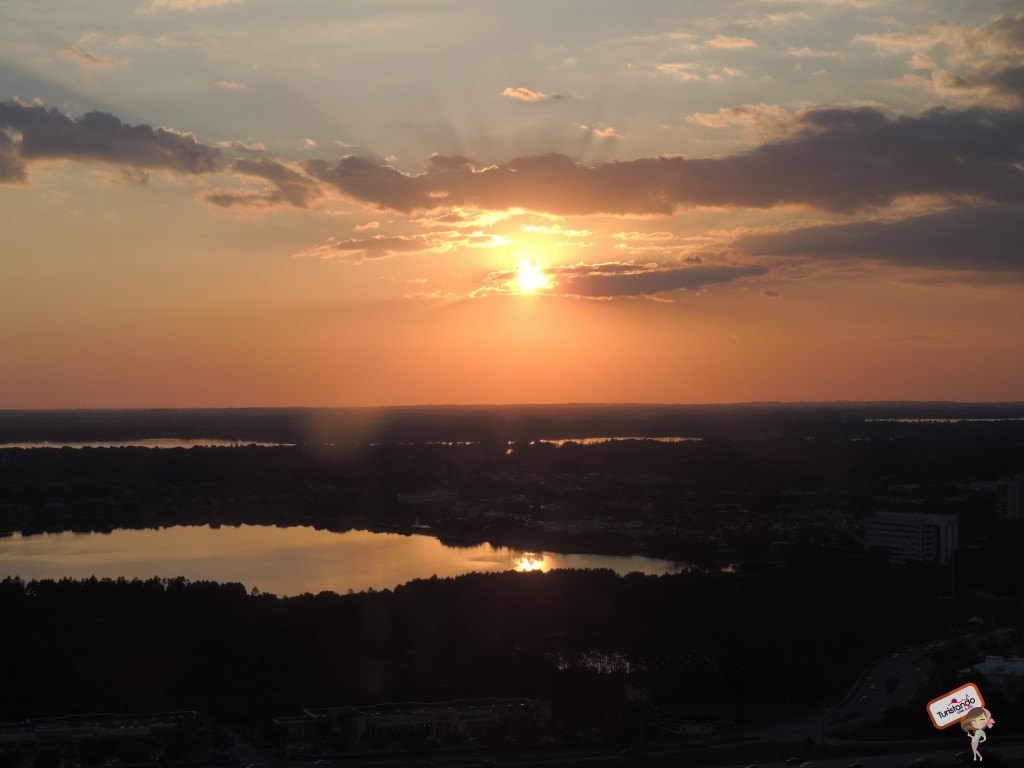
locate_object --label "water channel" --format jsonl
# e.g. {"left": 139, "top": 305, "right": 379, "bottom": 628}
{"left": 0, "top": 525, "right": 691, "bottom": 596}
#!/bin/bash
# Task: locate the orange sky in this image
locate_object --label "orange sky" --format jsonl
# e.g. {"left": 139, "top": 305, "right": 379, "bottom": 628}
{"left": 2, "top": 1, "right": 1023, "bottom": 407}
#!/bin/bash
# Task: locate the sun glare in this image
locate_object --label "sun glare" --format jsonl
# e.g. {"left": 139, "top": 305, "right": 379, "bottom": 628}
{"left": 515, "top": 553, "right": 549, "bottom": 572}
{"left": 514, "top": 260, "right": 551, "bottom": 293}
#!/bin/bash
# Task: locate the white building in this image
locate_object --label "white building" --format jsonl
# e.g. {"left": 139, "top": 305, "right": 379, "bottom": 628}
{"left": 863, "top": 511, "right": 958, "bottom": 565}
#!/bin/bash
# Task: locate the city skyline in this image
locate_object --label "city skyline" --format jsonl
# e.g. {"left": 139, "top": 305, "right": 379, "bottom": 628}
{"left": 2, "top": 0, "right": 1023, "bottom": 407}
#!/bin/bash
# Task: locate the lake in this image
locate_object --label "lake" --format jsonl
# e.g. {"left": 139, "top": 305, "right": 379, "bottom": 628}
{"left": 0, "top": 525, "right": 691, "bottom": 596}
{"left": 0, "top": 439, "right": 290, "bottom": 449}
{"left": 0, "top": 436, "right": 700, "bottom": 449}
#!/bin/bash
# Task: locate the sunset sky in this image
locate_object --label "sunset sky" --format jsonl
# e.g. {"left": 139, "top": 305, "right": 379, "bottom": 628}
{"left": 2, "top": 0, "right": 1023, "bottom": 408}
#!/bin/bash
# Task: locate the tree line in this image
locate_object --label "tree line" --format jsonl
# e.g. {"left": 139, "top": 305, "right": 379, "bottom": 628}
{"left": 2, "top": 552, "right": 962, "bottom": 732}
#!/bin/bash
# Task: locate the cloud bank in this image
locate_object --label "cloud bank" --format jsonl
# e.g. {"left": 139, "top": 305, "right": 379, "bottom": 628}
{"left": 6, "top": 99, "right": 1023, "bottom": 226}
{"left": 3, "top": 94, "right": 1023, "bottom": 285}
{"left": 306, "top": 106, "right": 1024, "bottom": 215}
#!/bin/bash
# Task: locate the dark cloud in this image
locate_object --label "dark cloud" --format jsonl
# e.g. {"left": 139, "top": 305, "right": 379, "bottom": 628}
{"left": 0, "top": 130, "right": 26, "bottom": 182}
{"left": 940, "top": 64, "right": 1024, "bottom": 106}
{"left": 987, "top": 65, "right": 1024, "bottom": 102}
{"left": 206, "top": 157, "right": 321, "bottom": 208}
{"left": 985, "top": 12, "right": 1024, "bottom": 53}
{"left": 307, "top": 106, "right": 1024, "bottom": 215}
{"left": 306, "top": 155, "right": 434, "bottom": 212}
{"left": 545, "top": 262, "right": 767, "bottom": 299}
{"left": 859, "top": 14, "right": 1024, "bottom": 107}
{"left": 733, "top": 206, "right": 1024, "bottom": 272}
{"left": 0, "top": 101, "right": 221, "bottom": 177}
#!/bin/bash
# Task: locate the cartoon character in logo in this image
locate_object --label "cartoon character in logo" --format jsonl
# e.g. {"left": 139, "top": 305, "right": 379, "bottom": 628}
{"left": 961, "top": 707, "right": 994, "bottom": 761}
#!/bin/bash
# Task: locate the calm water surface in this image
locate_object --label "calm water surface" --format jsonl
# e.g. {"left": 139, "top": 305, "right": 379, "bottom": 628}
{"left": 0, "top": 525, "right": 689, "bottom": 596}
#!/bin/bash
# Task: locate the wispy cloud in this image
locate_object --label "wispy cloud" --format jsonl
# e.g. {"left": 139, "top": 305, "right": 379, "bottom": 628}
{"left": 145, "top": 0, "right": 244, "bottom": 10}
{"left": 502, "top": 87, "right": 564, "bottom": 102}
{"left": 214, "top": 79, "right": 248, "bottom": 91}
{"left": 295, "top": 233, "right": 447, "bottom": 262}
{"left": 59, "top": 45, "right": 122, "bottom": 69}
{"left": 855, "top": 14, "right": 1024, "bottom": 107}
{"left": 655, "top": 63, "right": 703, "bottom": 82}
{"left": 579, "top": 124, "right": 622, "bottom": 138}
{"left": 610, "top": 230, "right": 683, "bottom": 258}
{"left": 686, "top": 103, "right": 792, "bottom": 139}
{"left": 704, "top": 35, "right": 757, "bottom": 49}
{"left": 294, "top": 230, "right": 507, "bottom": 264}
{"left": 784, "top": 47, "right": 845, "bottom": 59}
{"left": 522, "top": 224, "right": 592, "bottom": 239}
{"left": 655, "top": 62, "right": 748, "bottom": 82}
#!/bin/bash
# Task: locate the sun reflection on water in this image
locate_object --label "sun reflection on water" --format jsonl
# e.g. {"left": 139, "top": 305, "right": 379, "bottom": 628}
{"left": 514, "top": 552, "right": 549, "bottom": 572}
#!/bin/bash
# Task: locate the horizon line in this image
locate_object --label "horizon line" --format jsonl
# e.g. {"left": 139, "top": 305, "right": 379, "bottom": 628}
{"left": 3, "top": 400, "right": 1024, "bottom": 413}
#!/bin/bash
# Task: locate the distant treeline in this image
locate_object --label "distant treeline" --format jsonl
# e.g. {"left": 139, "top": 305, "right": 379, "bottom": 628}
{"left": 1, "top": 432, "right": 1022, "bottom": 524}
{"left": 0, "top": 555, "right": 970, "bottom": 728}
{"left": 2, "top": 402, "right": 1024, "bottom": 443}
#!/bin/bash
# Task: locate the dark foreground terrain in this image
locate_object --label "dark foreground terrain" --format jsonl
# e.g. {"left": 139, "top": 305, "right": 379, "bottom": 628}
{"left": 1, "top": 404, "right": 1023, "bottom": 760}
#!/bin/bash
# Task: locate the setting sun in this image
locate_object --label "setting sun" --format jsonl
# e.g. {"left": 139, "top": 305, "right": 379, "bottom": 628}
{"left": 515, "top": 261, "right": 551, "bottom": 293}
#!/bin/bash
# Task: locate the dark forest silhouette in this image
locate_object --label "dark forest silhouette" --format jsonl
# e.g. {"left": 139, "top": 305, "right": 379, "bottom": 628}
{"left": 0, "top": 556, "right": 961, "bottom": 730}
